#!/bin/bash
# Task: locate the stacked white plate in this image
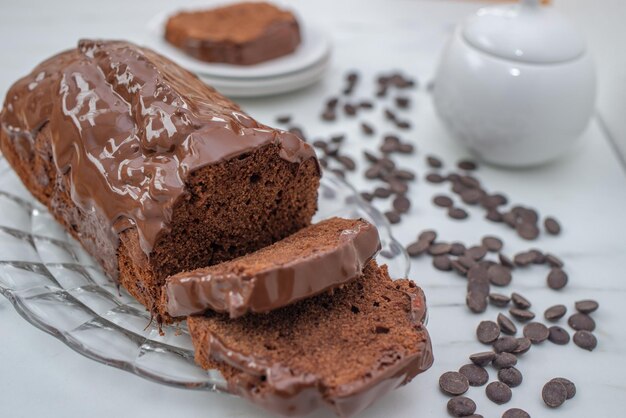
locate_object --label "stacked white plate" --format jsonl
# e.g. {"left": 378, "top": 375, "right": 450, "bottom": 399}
{"left": 143, "top": 11, "right": 332, "bottom": 98}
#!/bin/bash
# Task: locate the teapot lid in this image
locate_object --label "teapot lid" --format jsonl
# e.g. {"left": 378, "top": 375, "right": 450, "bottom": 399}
{"left": 462, "top": 0, "right": 586, "bottom": 64}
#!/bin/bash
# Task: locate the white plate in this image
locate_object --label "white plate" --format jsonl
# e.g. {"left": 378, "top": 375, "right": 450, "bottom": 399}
{"left": 143, "top": 10, "right": 332, "bottom": 80}
{"left": 199, "top": 52, "right": 330, "bottom": 97}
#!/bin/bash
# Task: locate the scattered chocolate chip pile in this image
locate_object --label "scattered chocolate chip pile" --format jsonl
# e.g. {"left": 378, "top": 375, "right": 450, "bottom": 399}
{"left": 429, "top": 230, "right": 598, "bottom": 415}
{"left": 274, "top": 70, "right": 596, "bottom": 417}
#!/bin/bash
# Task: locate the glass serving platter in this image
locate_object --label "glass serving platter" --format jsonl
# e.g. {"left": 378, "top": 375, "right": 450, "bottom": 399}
{"left": 0, "top": 154, "right": 409, "bottom": 392}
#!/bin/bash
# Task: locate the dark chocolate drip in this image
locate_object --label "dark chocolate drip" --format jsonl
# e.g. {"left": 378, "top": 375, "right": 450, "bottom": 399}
{"left": 0, "top": 40, "right": 316, "bottom": 258}
{"left": 164, "top": 219, "right": 381, "bottom": 318}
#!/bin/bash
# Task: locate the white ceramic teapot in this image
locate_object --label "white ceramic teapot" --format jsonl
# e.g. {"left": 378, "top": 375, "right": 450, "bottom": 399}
{"left": 433, "top": 0, "right": 596, "bottom": 167}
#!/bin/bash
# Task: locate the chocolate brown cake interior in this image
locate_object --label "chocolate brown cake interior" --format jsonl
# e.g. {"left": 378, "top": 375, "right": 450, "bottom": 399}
{"left": 188, "top": 261, "right": 433, "bottom": 417}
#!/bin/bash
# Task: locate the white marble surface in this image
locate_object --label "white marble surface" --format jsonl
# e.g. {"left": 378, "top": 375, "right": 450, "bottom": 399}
{"left": 1, "top": 1, "right": 625, "bottom": 417}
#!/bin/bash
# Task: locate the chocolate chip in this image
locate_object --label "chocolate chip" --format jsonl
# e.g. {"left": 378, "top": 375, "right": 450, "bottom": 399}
{"left": 481, "top": 236, "right": 503, "bottom": 252}
{"left": 373, "top": 186, "right": 392, "bottom": 198}
{"left": 515, "top": 223, "right": 539, "bottom": 240}
{"left": 344, "top": 103, "right": 357, "bottom": 116}
{"left": 426, "top": 173, "right": 446, "bottom": 183}
{"left": 326, "top": 97, "right": 339, "bottom": 108}
{"left": 361, "top": 122, "right": 374, "bottom": 136}
{"left": 575, "top": 299, "right": 599, "bottom": 314}
{"left": 393, "top": 195, "right": 411, "bottom": 213}
{"left": 460, "top": 189, "right": 484, "bottom": 205}
{"left": 458, "top": 160, "right": 478, "bottom": 171}
{"left": 512, "top": 337, "right": 532, "bottom": 355}
{"left": 488, "top": 265, "right": 512, "bottom": 287}
{"left": 397, "top": 142, "right": 415, "bottom": 154}
{"left": 544, "top": 217, "right": 561, "bottom": 235}
{"left": 568, "top": 313, "right": 596, "bottom": 331}
{"left": 321, "top": 110, "right": 336, "bottom": 121}
{"left": 486, "top": 209, "right": 503, "bottom": 222}
{"left": 336, "top": 155, "right": 356, "bottom": 171}
{"left": 573, "top": 330, "right": 597, "bottom": 351}
{"left": 547, "top": 268, "right": 568, "bottom": 289}
{"left": 418, "top": 230, "right": 437, "bottom": 243}
{"left": 330, "top": 168, "right": 345, "bottom": 178}
{"left": 359, "top": 192, "right": 373, "bottom": 202}
{"left": 426, "top": 155, "right": 443, "bottom": 168}
{"left": 511, "top": 293, "right": 531, "bottom": 309}
{"left": 450, "top": 242, "right": 467, "bottom": 256}
{"left": 328, "top": 134, "right": 342, "bottom": 144}
{"left": 497, "top": 313, "right": 517, "bottom": 335}
{"left": 498, "top": 253, "right": 514, "bottom": 268}
{"left": 465, "top": 246, "right": 487, "bottom": 261}
{"left": 486, "top": 381, "right": 512, "bottom": 405}
{"left": 363, "top": 150, "right": 379, "bottom": 163}
{"left": 433, "top": 194, "right": 453, "bottom": 208}
{"left": 439, "top": 371, "right": 469, "bottom": 396}
{"left": 396, "top": 120, "right": 411, "bottom": 130}
{"left": 509, "top": 308, "right": 535, "bottom": 322}
{"left": 447, "top": 396, "right": 477, "bottom": 417}
{"left": 275, "top": 115, "right": 291, "bottom": 124}
{"left": 470, "top": 351, "right": 495, "bottom": 367}
{"left": 407, "top": 240, "right": 430, "bottom": 257}
{"left": 545, "top": 253, "right": 564, "bottom": 268}
{"left": 384, "top": 210, "right": 401, "bottom": 224}
{"left": 542, "top": 380, "right": 568, "bottom": 408}
{"left": 513, "top": 251, "right": 535, "bottom": 267}
{"left": 493, "top": 336, "right": 519, "bottom": 353}
{"left": 550, "top": 377, "right": 576, "bottom": 399}
{"left": 544, "top": 304, "right": 567, "bottom": 321}
{"left": 429, "top": 242, "right": 452, "bottom": 255}
{"left": 523, "top": 322, "right": 549, "bottom": 343}
{"left": 477, "top": 321, "right": 501, "bottom": 344}
{"left": 388, "top": 179, "right": 408, "bottom": 194}
{"left": 498, "top": 367, "right": 523, "bottom": 387}
{"left": 489, "top": 293, "right": 511, "bottom": 307}
{"left": 433, "top": 255, "right": 452, "bottom": 271}
{"left": 459, "top": 364, "right": 489, "bottom": 387}
{"left": 359, "top": 100, "right": 373, "bottom": 109}
{"left": 393, "top": 169, "right": 415, "bottom": 181}
{"left": 459, "top": 255, "right": 478, "bottom": 270}
{"left": 493, "top": 352, "right": 517, "bottom": 369}
{"left": 365, "top": 166, "right": 382, "bottom": 179}
{"left": 467, "top": 291, "right": 487, "bottom": 313}
{"left": 395, "top": 96, "right": 410, "bottom": 109}
{"left": 548, "top": 326, "right": 570, "bottom": 345}
{"left": 448, "top": 207, "right": 469, "bottom": 220}
{"left": 502, "top": 408, "right": 530, "bottom": 418}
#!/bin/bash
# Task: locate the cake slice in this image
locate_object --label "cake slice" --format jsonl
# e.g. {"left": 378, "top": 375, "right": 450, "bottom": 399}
{"left": 161, "top": 217, "right": 380, "bottom": 319}
{"left": 165, "top": 2, "right": 301, "bottom": 65}
{"left": 0, "top": 40, "right": 320, "bottom": 319}
{"left": 187, "top": 261, "right": 433, "bottom": 417}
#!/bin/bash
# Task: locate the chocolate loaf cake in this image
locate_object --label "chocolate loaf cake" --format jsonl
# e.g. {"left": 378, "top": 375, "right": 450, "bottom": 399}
{"left": 161, "top": 217, "right": 380, "bottom": 319}
{"left": 0, "top": 40, "right": 320, "bottom": 318}
{"left": 165, "top": 2, "right": 301, "bottom": 65}
{"left": 188, "top": 261, "right": 433, "bottom": 417}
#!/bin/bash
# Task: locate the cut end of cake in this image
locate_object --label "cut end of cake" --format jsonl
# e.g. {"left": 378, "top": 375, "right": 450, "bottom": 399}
{"left": 160, "top": 217, "right": 381, "bottom": 319}
{"left": 187, "top": 260, "right": 433, "bottom": 417}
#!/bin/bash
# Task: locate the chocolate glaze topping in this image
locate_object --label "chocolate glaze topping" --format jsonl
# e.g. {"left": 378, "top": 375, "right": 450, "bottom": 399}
{"left": 164, "top": 218, "right": 381, "bottom": 318}
{"left": 0, "top": 40, "right": 316, "bottom": 264}
{"left": 190, "top": 281, "right": 433, "bottom": 417}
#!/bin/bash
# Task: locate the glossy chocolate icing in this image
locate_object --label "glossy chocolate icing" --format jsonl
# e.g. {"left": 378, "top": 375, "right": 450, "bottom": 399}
{"left": 0, "top": 40, "right": 316, "bottom": 273}
{"left": 164, "top": 218, "right": 381, "bottom": 318}
{"left": 191, "top": 284, "right": 433, "bottom": 417}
